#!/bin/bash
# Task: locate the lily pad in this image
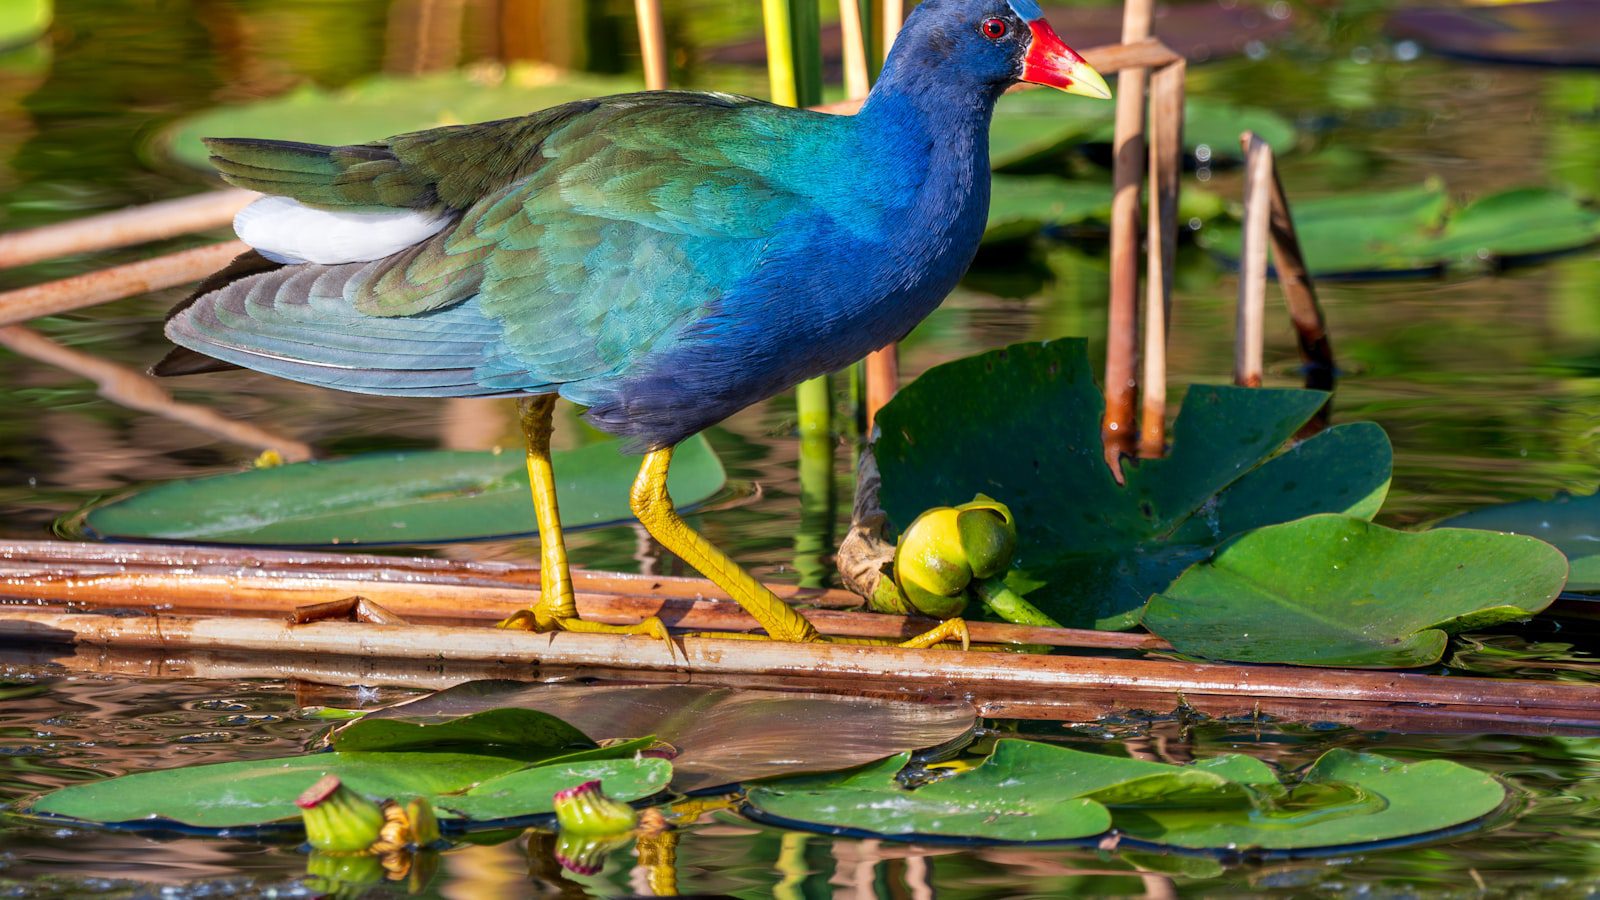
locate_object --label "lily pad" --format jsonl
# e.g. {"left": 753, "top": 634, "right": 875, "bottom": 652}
{"left": 1116, "top": 749, "right": 1507, "bottom": 851}
{"left": 985, "top": 176, "right": 1111, "bottom": 242}
{"left": 1144, "top": 515, "right": 1568, "bottom": 668}
{"left": 1199, "top": 183, "right": 1600, "bottom": 277}
{"left": 72, "top": 433, "right": 724, "bottom": 546}
{"left": 437, "top": 758, "right": 672, "bottom": 821}
{"left": 745, "top": 745, "right": 1112, "bottom": 842}
{"left": 0, "top": 0, "right": 49, "bottom": 51}
{"left": 362, "top": 681, "right": 977, "bottom": 793}
{"left": 1441, "top": 490, "right": 1600, "bottom": 592}
{"left": 29, "top": 752, "right": 526, "bottom": 828}
{"left": 746, "top": 740, "right": 1505, "bottom": 852}
{"left": 27, "top": 749, "right": 670, "bottom": 829}
{"left": 990, "top": 93, "right": 1297, "bottom": 171}
{"left": 159, "top": 66, "right": 641, "bottom": 171}
{"left": 330, "top": 708, "right": 594, "bottom": 760}
{"left": 874, "top": 340, "right": 1392, "bottom": 629}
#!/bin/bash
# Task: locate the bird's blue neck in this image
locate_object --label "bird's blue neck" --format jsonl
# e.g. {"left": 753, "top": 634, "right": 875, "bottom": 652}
{"left": 856, "top": 41, "right": 1008, "bottom": 146}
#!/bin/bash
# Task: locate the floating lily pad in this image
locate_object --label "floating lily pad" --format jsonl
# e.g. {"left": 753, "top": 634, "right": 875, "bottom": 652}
{"left": 330, "top": 708, "right": 594, "bottom": 760}
{"left": 72, "top": 433, "right": 724, "bottom": 546}
{"left": 1115, "top": 749, "right": 1507, "bottom": 850}
{"left": 1200, "top": 183, "right": 1600, "bottom": 277}
{"left": 874, "top": 340, "right": 1392, "bottom": 629}
{"left": 991, "top": 93, "right": 1297, "bottom": 171}
{"left": 438, "top": 758, "right": 671, "bottom": 821}
{"left": 745, "top": 745, "right": 1112, "bottom": 842}
{"left": 746, "top": 740, "right": 1505, "bottom": 851}
{"left": 159, "top": 66, "right": 641, "bottom": 171}
{"left": 1440, "top": 491, "right": 1600, "bottom": 592}
{"left": 1144, "top": 515, "right": 1568, "bottom": 668}
{"left": 985, "top": 176, "right": 1111, "bottom": 242}
{"left": 1387, "top": 0, "right": 1600, "bottom": 68}
{"left": 28, "top": 748, "right": 671, "bottom": 829}
{"left": 363, "top": 681, "right": 977, "bottom": 792}
{"left": 0, "top": 0, "right": 49, "bottom": 51}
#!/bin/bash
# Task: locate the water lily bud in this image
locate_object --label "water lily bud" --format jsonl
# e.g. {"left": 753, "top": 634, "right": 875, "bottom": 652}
{"left": 297, "top": 775, "right": 387, "bottom": 853}
{"left": 553, "top": 780, "right": 638, "bottom": 835}
{"left": 306, "top": 850, "right": 386, "bottom": 896}
{"left": 554, "top": 830, "right": 634, "bottom": 876}
{"left": 893, "top": 496, "right": 1018, "bottom": 619}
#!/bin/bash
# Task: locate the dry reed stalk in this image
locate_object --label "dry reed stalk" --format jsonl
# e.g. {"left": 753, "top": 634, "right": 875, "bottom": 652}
{"left": 634, "top": 0, "right": 670, "bottom": 90}
{"left": 1137, "top": 59, "right": 1185, "bottom": 459}
{"left": 863, "top": 344, "right": 898, "bottom": 432}
{"left": 0, "top": 540, "right": 1163, "bottom": 650}
{"left": 1102, "top": 0, "right": 1155, "bottom": 470}
{"left": 838, "top": 0, "right": 872, "bottom": 100}
{"left": 1235, "top": 132, "right": 1272, "bottom": 387}
{"left": 0, "top": 190, "right": 256, "bottom": 271}
{"left": 1252, "top": 136, "right": 1336, "bottom": 395}
{"left": 0, "top": 326, "right": 313, "bottom": 459}
{"left": 0, "top": 241, "right": 248, "bottom": 327}
{"left": 8, "top": 609, "right": 1600, "bottom": 722}
{"left": 11, "top": 641, "right": 1597, "bottom": 733}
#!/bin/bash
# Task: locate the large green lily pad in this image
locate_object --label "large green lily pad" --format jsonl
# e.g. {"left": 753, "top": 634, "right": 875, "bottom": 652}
{"left": 160, "top": 66, "right": 641, "bottom": 171}
{"left": 27, "top": 749, "right": 670, "bottom": 829}
{"left": 0, "top": 0, "right": 49, "bottom": 50}
{"left": 1440, "top": 491, "right": 1600, "bottom": 592}
{"left": 1144, "top": 515, "right": 1568, "bottom": 667}
{"left": 990, "top": 92, "right": 1297, "bottom": 171}
{"left": 1200, "top": 183, "right": 1600, "bottom": 277}
{"left": 73, "top": 433, "right": 724, "bottom": 546}
{"left": 746, "top": 740, "right": 1505, "bottom": 851}
{"left": 874, "top": 340, "right": 1392, "bottom": 629}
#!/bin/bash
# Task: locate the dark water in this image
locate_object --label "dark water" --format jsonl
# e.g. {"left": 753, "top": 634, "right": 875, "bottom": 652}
{"left": 2, "top": 0, "right": 1600, "bottom": 896}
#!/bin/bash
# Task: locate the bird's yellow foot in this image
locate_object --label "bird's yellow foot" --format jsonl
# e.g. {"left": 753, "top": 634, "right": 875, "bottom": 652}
{"left": 497, "top": 609, "right": 674, "bottom": 651}
{"left": 896, "top": 617, "right": 971, "bottom": 650}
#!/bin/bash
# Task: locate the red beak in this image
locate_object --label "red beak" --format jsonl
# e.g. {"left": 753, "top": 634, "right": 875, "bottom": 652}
{"left": 1020, "top": 19, "right": 1112, "bottom": 100}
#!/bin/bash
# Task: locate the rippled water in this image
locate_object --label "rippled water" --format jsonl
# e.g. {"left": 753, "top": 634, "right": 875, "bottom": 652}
{"left": 3, "top": 0, "right": 1600, "bottom": 896}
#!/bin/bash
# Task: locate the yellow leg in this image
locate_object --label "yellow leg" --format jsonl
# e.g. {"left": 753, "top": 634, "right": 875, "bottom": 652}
{"left": 499, "top": 395, "right": 669, "bottom": 645}
{"left": 630, "top": 446, "right": 968, "bottom": 649}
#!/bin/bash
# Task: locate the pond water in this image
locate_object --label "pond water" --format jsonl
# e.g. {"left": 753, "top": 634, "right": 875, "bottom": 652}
{"left": 2, "top": 0, "right": 1600, "bottom": 896}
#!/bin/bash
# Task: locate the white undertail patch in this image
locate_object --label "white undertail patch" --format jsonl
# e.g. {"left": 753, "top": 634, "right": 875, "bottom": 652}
{"left": 234, "top": 196, "right": 453, "bottom": 265}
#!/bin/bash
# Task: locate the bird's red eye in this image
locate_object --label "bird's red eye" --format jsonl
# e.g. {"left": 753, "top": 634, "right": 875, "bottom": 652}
{"left": 981, "top": 17, "right": 1009, "bottom": 39}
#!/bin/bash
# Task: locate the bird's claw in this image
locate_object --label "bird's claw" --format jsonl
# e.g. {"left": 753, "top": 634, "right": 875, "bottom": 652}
{"left": 897, "top": 618, "right": 971, "bottom": 651}
{"left": 497, "top": 611, "right": 679, "bottom": 658}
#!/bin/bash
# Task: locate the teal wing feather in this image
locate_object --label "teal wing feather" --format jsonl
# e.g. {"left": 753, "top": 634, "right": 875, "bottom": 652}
{"left": 170, "top": 93, "right": 851, "bottom": 397}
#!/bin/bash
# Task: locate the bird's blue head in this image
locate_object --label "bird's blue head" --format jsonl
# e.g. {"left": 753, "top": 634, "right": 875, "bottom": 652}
{"left": 888, "top": 0, "right": 1112, "bottom": 101}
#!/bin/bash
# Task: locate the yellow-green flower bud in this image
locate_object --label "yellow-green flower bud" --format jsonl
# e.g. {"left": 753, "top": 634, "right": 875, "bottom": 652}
{"left": 892, "top": 496, "right": 1017, "bottom": 619}
{"left": 553, "top": 830, "right": 634, "bottom": 876}
{"left": 306, "top": 850, "right": 386, "bottom": 896}
{"left": 552, "top": 780, "right": 638, "bottom": 835}
{"left": 296, "top": 775, "right": 387, "bottom": 854}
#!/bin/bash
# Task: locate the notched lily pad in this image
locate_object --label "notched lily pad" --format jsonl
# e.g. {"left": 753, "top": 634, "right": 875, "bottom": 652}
{"left": 1440, "top": 489, "right": 1600, "bottom": 592}
{"left": 874, "top": 340, "right": 1392, "bottom": 629}
{"left": 746, "top": 740, "right": 1505, "bottom": 852}
{"left": 1200, "top": 183, "right": 1600, "bottom": 277}
{"left": 1144, "top": 515, "right": 1568, "bottom": 667}
{"left": 71, "top": 434, "right": 724, "bottom": 546}
{"left": 27, "top": 747, "right": 670, "bottom": 830}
